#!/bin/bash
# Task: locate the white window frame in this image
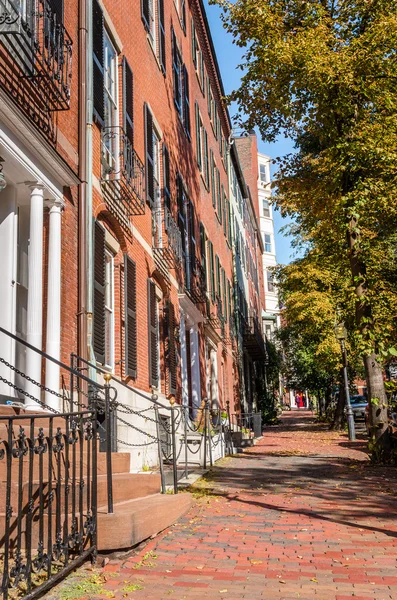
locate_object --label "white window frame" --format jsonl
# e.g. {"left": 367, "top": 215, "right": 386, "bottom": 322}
{"left": 260, "top": 163, "right": 267, "bottom": 184}
{"left": 264, "top": 233, "right": 272, "bottom": 253}
{"left": 263, "top": 199, "right": 270, "bottom": 218}
{"left": 104, "top": 248, "right": 115, "bottom": 370}
{"left": 102, "top": 31, "right": 119, "bottom": 176}
{"left": 147, "top": 0, "right": 157, "bottom": 52}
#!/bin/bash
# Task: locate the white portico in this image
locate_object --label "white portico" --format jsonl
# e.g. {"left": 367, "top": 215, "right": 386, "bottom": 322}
{"left": 0, "top": 121, "right": 71, "bottom": 410}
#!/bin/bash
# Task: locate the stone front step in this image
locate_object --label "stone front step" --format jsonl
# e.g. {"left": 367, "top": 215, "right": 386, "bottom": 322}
{"left": 97, "top": 492, "right": 193, "bottom": 551}
{"left": 0, "top": 450, "right": 131, "bottom": 483}
{"left": 0, "top": 472, "right": 161, "bottom": 508}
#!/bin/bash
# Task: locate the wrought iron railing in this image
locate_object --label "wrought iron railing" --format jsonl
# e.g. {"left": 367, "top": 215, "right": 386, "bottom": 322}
{"left": 185, "top": 258, "right": 206, "bottom": 304}
{"left": 0, "top": 328, "right": 100, "bottom": 600}
{"left": 0, "top": 0, "right": 73, "bottom": 110}
{"left": 101, "top": 126, "right": 145, "bottom": 228}
{"left": 152, "top": 204, "right": 183, "bottom": 267}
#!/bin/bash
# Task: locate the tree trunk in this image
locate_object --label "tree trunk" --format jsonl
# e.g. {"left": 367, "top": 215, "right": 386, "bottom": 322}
{"left": 331, "top": 373, "right": 345, "bottom": 430}
{"left": 317, "top": 389, "right": 323, "bottom": 417}
{"left": 363, "top": 353, "right": 391, "bottom": 457}
{"left": 347, "top": 217, "right": 391, "bottom": 459}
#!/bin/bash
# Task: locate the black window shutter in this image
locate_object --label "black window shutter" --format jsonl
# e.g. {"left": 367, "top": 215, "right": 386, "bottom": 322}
{"left": 49, "top": 0, "right": 63, "bottom": 22}
{"left": 215, "top": 255, "right": 221, "bottom": 299}
{"left": 142, "top": 0, "right": 150, "bottom": 31}
{"left": 158, "top": 0, "right": 166, "bottom": 74}
{"left": 209, "top": 241, "right": 215, "bottom": 302}
{"left": 172, "top": 30, "right": 179, "bottom": 109}
{"left": 181, "top": 0, "right": 186, "bottom": 32}
{"left": 124, "top": 255, "right": 137, "bottom": 379}
{"left": 210, "top": 151, "right": 216, "bottom": 208}
{"left": 122, "top": 57, "right": 134, "bottom": 147}
{"left": 223, "top": 189, "right": 227, "bottom": 236}
{"left": 200, "top": 222, "right": 207, "bottom": 290}
{"left": 183, "top": 65, "right": 190, "bottom": 137}
{"left": 163, "top": 144, "right": 171, "bottom": 210}
{"left": 203, "top": 128, "right": 209, "bottom": 187}
{"left": 93, "top": 220, "right": 106, "bottom": 364}
{"left": 191, "top": 18, "right": 197, "bottom": 67}
{"left": 166, "top": 300, "right": 177, "bottom": 395}
{"left": 92, "top": 0, "right": 104, "bottom": 124}
{"left": 148, "top": 279, "right": 159, "bottom": 388}
{"left": 177, "top": 175, "right": 186, "bottom": 254}
{"left": 189, "top": 201, "right": 196, "bottom": 275}
{"left": 217, "top": 169, "right": 221, "bottom": 217}
{"left": 145, "top": 104, "right": 154, "bottom": 207}
{"left": 195, "top": 103, "right": 201, "bottom": 170}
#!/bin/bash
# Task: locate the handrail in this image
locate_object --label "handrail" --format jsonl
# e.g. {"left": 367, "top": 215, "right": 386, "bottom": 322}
{"left": 70, "top": 353, "right": 171, "bottom": 410}
{"left": 0, "top": 327, "right": 104, "bottom": 389}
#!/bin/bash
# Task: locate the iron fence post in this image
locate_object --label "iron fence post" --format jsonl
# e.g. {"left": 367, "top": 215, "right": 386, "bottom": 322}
{"left": 203, "top": 398, "right": 208, "bottom": 470}
{"left": 154, "top": 402, "right": 166, "bottom": 494}
{"left": 207, "top": 401, "right": 213, "bottom": 468}
{"left": 184, "top": 405, "right": 188, "bottom": 479}
{"left": 103, "top": 374, "right": 113, "bottom": 514}
{"left": 226, "top": 400, "right": 231, "bottom": 454}
{"left": 170, "top": 399, "right": 178, "bottom": 494}
{"left": 218, "top": 409, "right": 224, "bottom": 458}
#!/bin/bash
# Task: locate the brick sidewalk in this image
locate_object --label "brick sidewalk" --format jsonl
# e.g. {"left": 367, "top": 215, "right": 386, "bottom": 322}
{"left": 51, "top": 411, "right": 397, "bottom": 600}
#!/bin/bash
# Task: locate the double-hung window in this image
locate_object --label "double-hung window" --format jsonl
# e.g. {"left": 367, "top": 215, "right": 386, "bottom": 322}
{"left": 142, "top": 0, "right": 166, "bottom": 73}
{"left": 263, "top": 199, "right": 270, "bottom": 218}
{"left": 195, "top": 103, "right": 209, "bottom": 187}
{"left": 260, "top": 163, "right": 268, "bottom": 184}
{"left": 172, "top": 30, "right": 190, "bottom": 137}
{"left": 145, "top": 104, "right": 162, "bottom": 208}
{"left": 93, "top": 220, "right": 114, "bottom": 370}
{"left": 102, "top": 32, "right": 118, "bottom": 173}
{"left": 104, "top": 249, "right": 115, "bottom": 369}
{"left": 264, "top": 233, "right": 272, "bottom": 253}
{"left": 191, "top": 18, "right": 204, "bottom": 91}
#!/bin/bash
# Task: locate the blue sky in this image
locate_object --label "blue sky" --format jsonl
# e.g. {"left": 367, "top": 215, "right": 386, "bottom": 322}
{"left": 204, "top": 0, "right": 295, "bottom": 265}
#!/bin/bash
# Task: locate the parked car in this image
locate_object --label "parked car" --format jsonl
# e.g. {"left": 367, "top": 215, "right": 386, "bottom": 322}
{"left": 349, "top": 395, "right": 368, "bottom": 420}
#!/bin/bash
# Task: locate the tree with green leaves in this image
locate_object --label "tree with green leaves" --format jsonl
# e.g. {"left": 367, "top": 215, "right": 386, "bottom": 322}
{"left": 215, "top": 0, "right": 397, "bottom": 458}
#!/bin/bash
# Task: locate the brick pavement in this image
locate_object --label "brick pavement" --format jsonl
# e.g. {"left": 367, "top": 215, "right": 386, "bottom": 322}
{"left": 50, "top": 411, "right": 397, "bottom": 600}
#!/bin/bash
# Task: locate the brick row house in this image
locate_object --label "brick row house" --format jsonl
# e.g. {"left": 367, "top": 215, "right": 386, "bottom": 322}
{"left": 0, "top": 0, "right": 268, "bottom": 453}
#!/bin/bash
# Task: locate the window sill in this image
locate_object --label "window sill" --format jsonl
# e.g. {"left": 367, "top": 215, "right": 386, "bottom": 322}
{"left": 200, "top": 170, "right": 209, "bottom": 192}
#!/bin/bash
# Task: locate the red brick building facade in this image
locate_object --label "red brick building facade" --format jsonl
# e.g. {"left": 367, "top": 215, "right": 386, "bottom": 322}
{"left": 0, "top": 0, "right": 267, "bottom": 422}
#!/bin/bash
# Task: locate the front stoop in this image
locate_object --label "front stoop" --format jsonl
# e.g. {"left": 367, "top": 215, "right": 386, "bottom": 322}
{"left": 97, "top": 492, "right": 193, "bottom": 551}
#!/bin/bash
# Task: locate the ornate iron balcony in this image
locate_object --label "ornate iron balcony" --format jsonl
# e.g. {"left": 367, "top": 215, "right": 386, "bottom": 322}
{"left": 185, "top": 258, "right": 207, "bottom": 305}
{"left": 101, "top": 127, "right": 146, "bottom": 230}
{"left": 243, "top": 316, "right": 266, "bottom": 360}
{"left": 152, "top": 204, "right": 183, "bottom": 268}
{"left": 0, "top": 0, "right": 73, "bottom": 110}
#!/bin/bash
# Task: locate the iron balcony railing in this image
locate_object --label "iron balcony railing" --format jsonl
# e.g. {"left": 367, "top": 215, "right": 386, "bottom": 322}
{"left": 243, "top": 316, "right": 266, "bottom": 359}
{"left": 101, "top": 126, "right": 145, "bottom": 229}
{"left": 152, "top": 204, "right": 183, "bottom": 267}
{"left": 185, "top": 258, "right": 207, "bottom": 305}
{"left": 0, "top": 0, "right": 73, "bottom": 110}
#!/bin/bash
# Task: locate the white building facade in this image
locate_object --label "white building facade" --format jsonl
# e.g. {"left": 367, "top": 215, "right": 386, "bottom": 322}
{"left": 257, "top": 153, "right": 280, "bottom": 337}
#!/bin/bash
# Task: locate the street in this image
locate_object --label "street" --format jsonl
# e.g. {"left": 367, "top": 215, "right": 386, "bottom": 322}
{"left": 51, "top": 412, "right": 397, "bottom": 600}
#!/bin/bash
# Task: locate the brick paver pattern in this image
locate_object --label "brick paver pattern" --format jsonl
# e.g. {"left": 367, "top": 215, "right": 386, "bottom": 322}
{"left": 54, "top": 411, "right": 397, "bottom": 599}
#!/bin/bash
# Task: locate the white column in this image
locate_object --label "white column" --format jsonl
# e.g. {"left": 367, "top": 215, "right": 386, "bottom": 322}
{"left": 179, "top": 311, "right": 189, "bottom": 407}
{"left": 189, "top": 325, "right": 201, "bottom": 415}
{"left": 0, "top": 186, "right": 17, "bottom": 399}
{"left": 45, "top": 200, "right": 63, "bottom": 410}
{"left": 210, "top": 347, "right": 219, "bottom": 409}
{"left": 25, "top": 184, "right": 44, "bottom": 409}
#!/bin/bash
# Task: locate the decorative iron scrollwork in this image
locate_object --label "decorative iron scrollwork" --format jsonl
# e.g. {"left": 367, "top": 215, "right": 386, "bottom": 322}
{"left": 12, "top": 426, "right": 28, "bottom": 459}
{"left": 10, "top": 550, "right": 28, "bottom": 586}
{"left": 34, "top": 427, "right": 48, "bottom": 455}
{"left": 53, "top": 427, "right": 64, "bottom": 454}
